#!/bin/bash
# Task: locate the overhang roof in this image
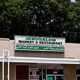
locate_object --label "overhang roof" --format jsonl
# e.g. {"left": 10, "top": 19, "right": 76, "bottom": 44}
{"left": 0, "top": 56, "right": 80, "bottom": 64}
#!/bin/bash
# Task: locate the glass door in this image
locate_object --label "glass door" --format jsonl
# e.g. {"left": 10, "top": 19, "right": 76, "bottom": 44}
{"left": 56, "top": 76, "right": 64, "bottom": 80}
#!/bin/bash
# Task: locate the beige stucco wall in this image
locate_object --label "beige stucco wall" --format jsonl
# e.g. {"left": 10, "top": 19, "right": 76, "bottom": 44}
{"left": 65, "top": 43, "right": 80, "bottom": 59}
{"left": 64, "top": 64, "right": 76, "bottom": 80}
{"left": 0, "top": 38, "right": 10, "bottom": 56}
{"left": 0, "top": 38, "right": 79, "bottom": 80}
{"left": 0, "top": 38, "right": 80, "bottom": 59}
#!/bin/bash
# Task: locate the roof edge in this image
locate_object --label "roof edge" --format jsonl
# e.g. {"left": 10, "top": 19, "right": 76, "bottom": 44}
{"left": 0, "top": 38, "right": 9, "bottom": 41}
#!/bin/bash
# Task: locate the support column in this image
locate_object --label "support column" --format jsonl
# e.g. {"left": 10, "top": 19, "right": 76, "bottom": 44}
{"left": 64, "top": 64, "right": 76, "bottom": 80}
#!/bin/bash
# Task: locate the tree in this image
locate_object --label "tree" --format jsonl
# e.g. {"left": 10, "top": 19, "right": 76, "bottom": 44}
{"left": 0, "top": 0, "right": 80, "bottom": 43}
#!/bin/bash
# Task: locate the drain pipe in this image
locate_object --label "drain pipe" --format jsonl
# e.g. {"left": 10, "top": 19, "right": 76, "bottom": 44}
{"left": 2, "top": 50, "right": 10, "bottom": 80}
{"left": 2, "top": 50, "right": 4, "bottom": 80}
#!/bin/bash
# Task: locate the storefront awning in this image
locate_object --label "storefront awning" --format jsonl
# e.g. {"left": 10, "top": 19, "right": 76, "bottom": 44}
{"left": 0, "top": 56, "right": 80, "bottom": 64}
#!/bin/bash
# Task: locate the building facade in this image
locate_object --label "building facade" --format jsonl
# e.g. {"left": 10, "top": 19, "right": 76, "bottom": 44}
{"left": 0, "top": 36, "right": 80, "bottom": 80}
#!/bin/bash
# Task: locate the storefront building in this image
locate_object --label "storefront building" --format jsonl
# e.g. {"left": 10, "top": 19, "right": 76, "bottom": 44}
{"left": 0, "top": 35, "right": 80, "bottom": 80}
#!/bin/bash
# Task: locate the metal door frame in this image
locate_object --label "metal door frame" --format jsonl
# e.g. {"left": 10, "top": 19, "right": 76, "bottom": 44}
{"left": 76, "top": 75, "right": 80, "bottom": 80}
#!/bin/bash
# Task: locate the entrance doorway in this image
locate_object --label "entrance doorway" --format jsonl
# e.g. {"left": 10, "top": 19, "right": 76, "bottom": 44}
{"left": 16, "top": 65, "right": 29, "bottom": 80}
{"left": 47, "top": 75, "right": 64, "bottom": 80}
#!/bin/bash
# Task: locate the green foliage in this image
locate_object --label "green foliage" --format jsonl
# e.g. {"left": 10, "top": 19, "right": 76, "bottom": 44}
{"left": 0, "top": 0, "right": 80, "bottom": 43}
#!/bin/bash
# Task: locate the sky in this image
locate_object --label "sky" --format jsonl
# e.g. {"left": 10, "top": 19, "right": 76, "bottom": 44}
{"left": 71, "top": 0, "right": 75, "bottom": 2}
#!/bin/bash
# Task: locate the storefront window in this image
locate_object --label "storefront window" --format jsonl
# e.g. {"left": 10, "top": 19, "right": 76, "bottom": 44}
{"left": 39, "top": 69, "right": 46, "bottom": 80}
{"left": 29, "top": 65, "right": 64, "bottom": 80}
{"left": 76, "top": 65, "right": 80, "bottom": 80}
{"left": 47, "top": 75, "right": 64, "bottom": 80}
{"left": 77, "top": 69, "right": 80, "bottom": 74}
{"left": 47, "top": 69, "right": 64, "bottom": 75}
{"left": 56, "top": 76, "right": 64, "bottom": 80}
{"left": 29, "top": 67, "right": 39, "bottom": 80}
{"left": 46, "top": 66, "right": 64, "bottom": 80}
{"left": 76, "top": 69, "right": 80, "bottom": 80}
{"left": 29, "top": 67, "right": 46, "bottom": 80}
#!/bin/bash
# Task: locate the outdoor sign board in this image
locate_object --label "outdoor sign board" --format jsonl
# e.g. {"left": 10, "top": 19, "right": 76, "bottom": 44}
{"left": 14, "top": 36, "right": 65, "bottom": 52}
